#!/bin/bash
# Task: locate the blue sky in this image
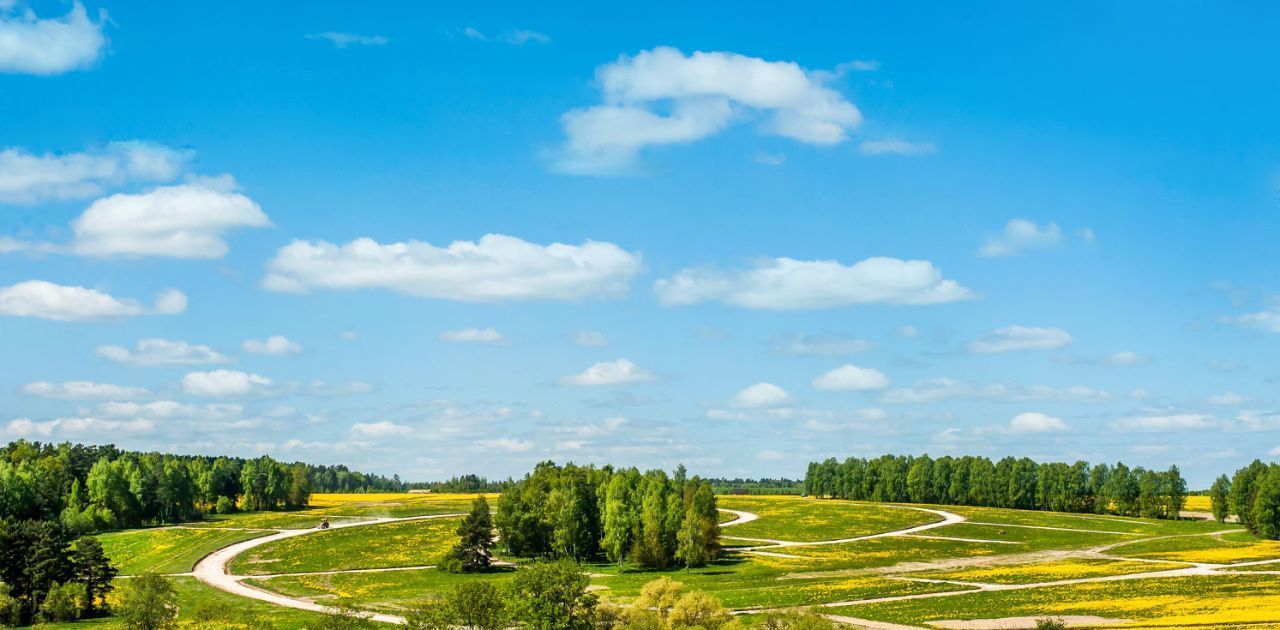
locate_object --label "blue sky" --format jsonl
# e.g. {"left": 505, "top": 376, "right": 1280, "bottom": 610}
{"left": 2, "top": 1, "right": 1278, "bottom": 486}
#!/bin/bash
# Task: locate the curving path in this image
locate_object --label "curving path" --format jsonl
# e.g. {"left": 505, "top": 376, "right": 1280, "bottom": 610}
{"left": 192, "top": 513, "right": 463, "bottom": 625}
{"left": 720, "top": 504, "right": 966, "bottom": 550}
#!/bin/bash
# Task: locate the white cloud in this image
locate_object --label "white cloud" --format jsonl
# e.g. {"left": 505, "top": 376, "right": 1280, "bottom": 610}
{"left": 306, "top": 32, "right": 388, "bottom": 47}
{"left": 812, "top": 364, "right": 890, "bottom": 392}
{"left": 1232, "top": 307, "right": 1280, "bottom": 333}
{"left": 6, "top": 416, "right": 153, "bottom": 438}
{"left": 752, "top": 152, "right": 786, "bottom": 166}
{"left": 772, "top": 334, "right": 872, "bottom": 356}
{"left": 882, "top": 378, "right": 1109, "bottom": 404}
{"left": 967, "top": 325, "right": 1072, "bottom": 354}
{"left": 0, "top": 141, "right": 190, "bottom": 204}
{"left": 0, "top": 2, "right": 105, "bottom": 76}
{"left": 1110, "top": 413, "right": 1218, "bottom": 432}
{"left": 182, "top": 370, "right": 272, "bottom": 397}
{"left": 21, "top": 380, "right": 147, "bottom": 400}
{"left": 0, "top": 280, "right": 186, "bottom": 321}
{"left": 655, "top": 256, "right": 973, "bottom": 310}
{"left": 560, "top": 358, "right": 655, "bottom": 386}
{"left": 978, "top": 219, "right": 1065, "bottom": 257}
{"left": 1207, "top": 392, "right": 1246, "bottom": 406}
{"left": 571, "top": 330, "right": 608, "bottom": 347}
{"left": 306, "top": 380, "right": 375, "bottom": 396}
{"left": 264, "top": 234, "right": 643, "bottom": 302}
{"left": 69, "top": 177, "right": 270, "bottom": 258}
{"left": 858, "top": 139, "right": 936, "bottom": 156}
{"left": 552, "top": 47, "right": 861, "bottom": 175}
{"left": 351, "top": 420, "right": 412, "bottom": 438}
{"left": 731, "top": 382, "right": 791, "bottom": 408}
{"left": 242, "top": 335, "right": 302, "bottom": 355}
{"left": 1009, "top": 412, "right": 1068, "bottom": 433}
{"left": 899, "top": 325, "right": 919, "bottom": 338}
{"left": 97, "top": 338, "right": 230, "bottom": 367}
{"left": 440, "top": 327, "right": 507, "bottom": 344}
{"left": 475, "top": 437, "right": 534, "bottom": 452}
{"left": 1107, "top": 351, "right": 1148, "bottom": 365}
{"left": 462, "top": 27, "right": 550, "bottom": 45}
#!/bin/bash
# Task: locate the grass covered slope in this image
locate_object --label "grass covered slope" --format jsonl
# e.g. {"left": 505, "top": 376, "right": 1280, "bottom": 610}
{"left": 229, "top": 516, "right": 462, "bottom": 576}
{"left": 717, "top": 495, "right": 941, "bottom": 542}
{"left": 98, "top": 527, "right": 272, "bottom": 575}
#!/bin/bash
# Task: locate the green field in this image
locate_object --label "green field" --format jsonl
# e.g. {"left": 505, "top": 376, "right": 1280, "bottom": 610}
{"left": 98, "top": 526, "right": 272, "bottom": 574}
{"left": 82, "top": 493, "right": 1280, "bottom": 627}
{"left": 230, "top": 516, "right": 462, "bottom": 576}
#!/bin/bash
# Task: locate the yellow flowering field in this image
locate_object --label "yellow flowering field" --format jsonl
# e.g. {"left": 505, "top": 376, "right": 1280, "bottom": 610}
{"left": 98, "top": 527, "right": 272, "bottom": 575}
{"left": 718, "top": 495, "right": 939, "bottom": 542}
{"left": 229, "top": 516, "right": 462, "bottom": 575}
{"left": 903, "top": 556, "right": 1187, "bottom": 585}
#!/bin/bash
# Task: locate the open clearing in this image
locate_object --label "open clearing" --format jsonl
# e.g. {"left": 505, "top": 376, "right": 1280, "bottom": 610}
{"left": 94, "top": 493, "right": 1280, "bottom": 626}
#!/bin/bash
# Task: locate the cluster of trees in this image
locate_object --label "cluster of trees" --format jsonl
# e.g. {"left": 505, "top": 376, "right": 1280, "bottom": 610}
{"left": 804, "top": 454, "right": 1188, "bottom": 519}
{"left": 1213, "top": 461, "right": 1280, "bottom": 538}
{"left": 0, "top": 441, "right": 401, "bottom": 534}
{"left": 0, "top": 521, "right": 116, "bottom": 625}
{"left": 706, "top": 477, "right": 804, "bottom": 496}
{"left": 402, "top": 563, "right": 764, "bottom": 630}
{"left": 495, "top": 462, "right": 721, "bottom": 569}
{"left": 407, "top": 474, "right": 513, "bottom": 493}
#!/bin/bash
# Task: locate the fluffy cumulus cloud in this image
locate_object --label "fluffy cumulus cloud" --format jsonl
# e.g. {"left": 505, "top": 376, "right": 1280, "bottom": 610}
{"left": 0, "top": 280, "right": 186, "bottom": 321}
{"left": 0, "top": 2, "right": 106, "bottom": 76}
{"left": 1008, "top": 412, "right": 1069, "bottom": 433}
{"left": 560, "top": 358, "right": 655, "bottom": 386}
{"left": 474, "top": 437, "right": 534, "bottom": 452}
{"left": 967, "top": 326, "right": 1072, "bottom": 353}
{"left": 655, "top": 256, "right": 973, "bottom": 310}
{"left": 351, "top": 420, "right": 413, "bottom": 438}
{"left": 181, "top": 370, "right": 273, "bottom": 397}
{"left": 812, "top": 364, "right": 890, "bottom": 391}
{"left": 731, "top": 382, "right": 790, "bottom": 408}
{"left": 978, "top": 219, "right": 1065, "bottom": 257}
{"left": 0, "top": 141, "right": 190, "bottom": 204}
{"left": 552, "top": 47, "right": 862, "bottom": 175}
{"left": 440, "top": 327, "right": 507, "bottom": 344}
{"left": 306, "top": 32, "right": 388, "bottom": 47}
{"left": 97, "top": 338, "right": 230, "bottom": 366}
{"left": 6, "top": 416, "right": 153, "bottom": 438}
{"left": 69, "top": 177, "right": 270, "bottom": 258}
{"left": 1231, "top": 307, "right": 1280, "bottom": 333}
{"left": 858, "top": 139, "right": 936, "bottom": 156}
{"left": 263, "top": 234, "right": 643, "bottom": 302}
{"left": 242, "top": 335, "right": 302, "bottom": 355}
{"left": 21, "top": 380, "right": 147, "bottom": 400}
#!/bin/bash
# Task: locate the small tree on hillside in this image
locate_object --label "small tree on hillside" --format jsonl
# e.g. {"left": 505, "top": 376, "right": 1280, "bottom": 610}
{"left": 1210, "top": 475, "right": 1232, "bottom": 523}
{"left": 441, "top": 496, "right": 495, "bottom": 573}
{"left": 72, "top": 537, "right": 117, "bottom": 617}
{"left": 507, "top": 559, "right": 597, "bottom": 630}
{"left": 116, "top": 572, "right": 178, "bottom": 630}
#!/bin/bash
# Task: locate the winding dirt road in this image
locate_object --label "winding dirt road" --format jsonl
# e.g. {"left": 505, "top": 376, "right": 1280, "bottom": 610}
{"left": 192, "top": 513, "right": 463, "bottom": 625}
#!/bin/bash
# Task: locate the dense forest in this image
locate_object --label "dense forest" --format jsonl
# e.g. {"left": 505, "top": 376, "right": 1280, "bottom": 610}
{"left": 804, "top": 454, "right": 1188, "bottom": 519}
{"left": 707, "top": 477, "right": 804, "bottom": 495}
{"left": 496, "top": 462, "right": 721, "bottom": 569}
{"left": 407, "top": 473, "right": 513, "bottom": 493}
{"left": 0, "top": 440, "right": 404, "bottom": 532}
{"left": 1213, "top": 460, "right": 1280, "bottom": 539}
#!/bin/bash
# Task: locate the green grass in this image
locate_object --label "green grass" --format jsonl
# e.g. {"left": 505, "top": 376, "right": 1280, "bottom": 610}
{"left": 39, "top": 577, "right": 330, "bottom": 629}
{"left": 902, "top": 556, "right": 1188, "bottom": 585}
{"left": 831, "top": 572, "right": 1280, "bottom": 626}
{"left": 181, "top": 511, "right": 373, "bottom": 530}
{"left": 230, "top": 516, "right": 461, "bottom": 576}
{"left": 718, "top": 496, "right": 939, "bottom": 542}
{"left": 98, "top": 527, "right": 272, "bottom": 575}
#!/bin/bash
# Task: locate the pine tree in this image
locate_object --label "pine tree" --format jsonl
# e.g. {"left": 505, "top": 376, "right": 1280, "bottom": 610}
{"left": 442, "top": 496, "right": 495, "bottom": 573}
{"left": 72, "top": 537, "right": 116, "bottom": 616}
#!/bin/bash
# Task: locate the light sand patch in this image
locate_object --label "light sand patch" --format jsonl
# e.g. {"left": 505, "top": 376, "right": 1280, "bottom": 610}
{"left": 927, "top": 615, "right": 1128, "bottom": 629}
{"left": 824, "top": 614, "right": 925, "bottom": 629}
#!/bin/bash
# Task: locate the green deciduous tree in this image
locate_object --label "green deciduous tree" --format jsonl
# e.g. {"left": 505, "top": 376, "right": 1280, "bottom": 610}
{"left": 116, "top": 572, "right": 178, "bottom": 630}
{"left": 507, "top": 559, "right": 597, "bottom": 630}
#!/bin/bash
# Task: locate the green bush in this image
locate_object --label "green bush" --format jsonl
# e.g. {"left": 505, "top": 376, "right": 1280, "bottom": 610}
{"left": 215, "top": 496, "right": 237, "bottom": 514}
{"left": 116, "top": 572, "right": 178, "bottom": 630}
{"left": 39, "top": 582, "right": 85, "bottom": 622}
{"left": 1035, "top": 619, "right": 1068, "bottom": 630}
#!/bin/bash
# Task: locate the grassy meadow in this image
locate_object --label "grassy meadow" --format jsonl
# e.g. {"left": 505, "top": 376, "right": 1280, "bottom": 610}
{"left": 80, "top": 491, "right": 1280, "bottom": 627}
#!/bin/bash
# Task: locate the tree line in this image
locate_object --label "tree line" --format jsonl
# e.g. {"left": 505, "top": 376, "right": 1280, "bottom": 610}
{"left": 495, "top": 462, "right": 721, "bottom": 569}
{"left": 0, "top": 521, "right": 116, "bottom": 625}
{"left": 407, "top": 473, "right": 514, "bottom": 493}
{"left": 0, "top": 440, "right": 403, "bottom": 534}
{"left": 804, "top": 454, "right": 1188, "bottom": 519}
{"left": 1211, "top": 460, "right": 1280, "bottom": 538}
